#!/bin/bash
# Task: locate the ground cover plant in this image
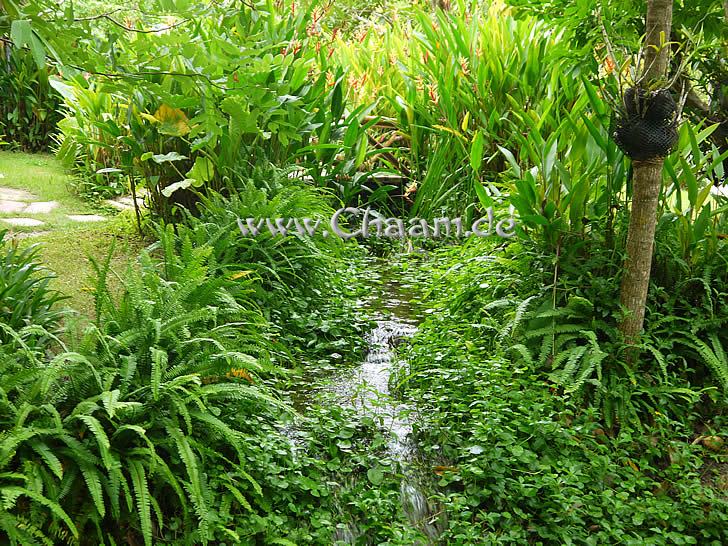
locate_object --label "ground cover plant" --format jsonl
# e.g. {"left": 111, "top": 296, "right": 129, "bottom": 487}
{"left": 396, "top": 236, "right": 728, "bottom": 543}
{"left": 0, "top": 0, "right": 726, "bottom": 544}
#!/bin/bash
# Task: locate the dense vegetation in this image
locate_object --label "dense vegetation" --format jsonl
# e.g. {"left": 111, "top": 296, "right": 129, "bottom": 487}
{"left": 0, "top": 0, "right": 726, "bottom": 544}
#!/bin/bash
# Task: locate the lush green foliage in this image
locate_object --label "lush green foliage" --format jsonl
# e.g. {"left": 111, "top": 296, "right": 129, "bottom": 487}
{"left": 1, "top": 0, "right": 726, "bottom": 543}
{"left": 179, "top": 172, "right": 369, "bottom": 367}
{"left": 39, "top": 0, "right": 378, "bottom": 214}
{"left": 0, "top": 230, "right": 65, "bottom": 343}
{"left": 1, "top": 228, "right": 278, "bottom": 543}
{"left": 397, "top": 238, "right": 728, "bottom": 543}
{"left": 0, "top": 164, "right": 374, "bottom": 545}
{"left": 0, "top": 45, "right": 61, "bottom": 151}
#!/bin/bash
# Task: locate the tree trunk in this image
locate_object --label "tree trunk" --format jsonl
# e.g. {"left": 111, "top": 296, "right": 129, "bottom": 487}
{"left": 618, "top": 0, "right": 674, "bottom": 345}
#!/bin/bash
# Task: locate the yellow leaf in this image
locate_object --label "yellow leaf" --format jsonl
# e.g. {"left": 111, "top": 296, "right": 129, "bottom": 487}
{"left": 461, "top": 112, "right": 471, "bottom": 133}
{"left": 154, "top": 104, "right": 190, "bottom": 137}
{"left": 139, "top": 112, "right": 160, "bottom": 124}
{"left": 432, "top": 124, "right": 466, "bottom": 140}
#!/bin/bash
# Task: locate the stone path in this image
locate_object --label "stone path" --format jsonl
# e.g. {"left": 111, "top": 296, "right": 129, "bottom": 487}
{"left": 8, "top": 231, "right": 51, "bottom": 240}
{"left": 66, "top": 214, "right": 107, "bottom": 223}
{"left": 0, "top": 185, "right": 108, "bottom": 237}
{"left": 25, "top": 202, "right": 59, "bottom": 214}
{"left": 2, "top": 217, "right": 45, "bottom": 227}
{"left": 104, "top": 195, "right": 145, "bottom": 212}
{"left": 0, "top": 187, "right": 35, "bottom": 201}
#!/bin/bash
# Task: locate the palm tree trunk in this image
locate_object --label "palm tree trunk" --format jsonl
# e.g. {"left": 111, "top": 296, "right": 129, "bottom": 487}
{"left": 618, "top": 0, "right": 674, "bottom": 344}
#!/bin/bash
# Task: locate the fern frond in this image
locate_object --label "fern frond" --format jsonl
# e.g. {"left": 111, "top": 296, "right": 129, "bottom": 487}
{"left": 681, "top": 334, "right": 728, "bottom": 392}
{"left": 128, "top": 460, "right": 153, "bottom": 546}
{"left": 77, "top": 459, "right": 106, "bottom": 517}
{"left": 0, "top": 486, "right": 77, "bottom": 540}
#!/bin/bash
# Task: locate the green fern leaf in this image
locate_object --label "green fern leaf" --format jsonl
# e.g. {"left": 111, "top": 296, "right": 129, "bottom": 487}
{"left": 128, "top": 460, "right": 153, "bottom": 546}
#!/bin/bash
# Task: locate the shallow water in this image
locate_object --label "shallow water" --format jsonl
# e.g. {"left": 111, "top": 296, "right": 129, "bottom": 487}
{"left": 326, "top": 272, "right": 442, "bottom": 543}
{"left": 287, "top": 263, "right": 443, "bottom": 543}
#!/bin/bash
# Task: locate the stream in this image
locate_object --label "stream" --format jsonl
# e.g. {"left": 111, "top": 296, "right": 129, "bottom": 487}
{"left": 286, "top": 263, "right": 444, "bottom": 544}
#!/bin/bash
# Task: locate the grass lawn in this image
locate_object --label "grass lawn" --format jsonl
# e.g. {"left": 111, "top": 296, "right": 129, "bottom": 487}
{"left": 25, "top": 225, "right": 146, "bottom": 318}
{"left": 0, "top": 151, "right": 145, "bottom": 316}
{"left": 0, "top": 150, "right": 108, "bottom": 231}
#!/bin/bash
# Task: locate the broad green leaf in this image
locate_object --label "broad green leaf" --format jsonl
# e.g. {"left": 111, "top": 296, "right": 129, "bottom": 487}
{"left": 186, "top": 157, "right": 215, "bottom": 184}
{"left": 474, "top": 180, "right": 493, "bottom": 208}
{"left": 355, "top": 133, "right": 368, "bottom": 167}
{"left": 162, "top": 179, "right": 194, "bottom": 197}
{"left": 10, "top": 20, "right": 32, "bottom": 49}
{"left": 221, "top": 96, "right": 259, "bottom": 140}
{"left": 497, "top": 145, "right": 522, "bottom": 177}
{"left": 331, "top": 81, "right": 344, "bottom": 121}
{"left": 152, "top": 152, "right": 187, "bottom": 164}
{"left": 470, "top": 131, "right": 485, "bottom": 173}
{"left": 367, "top": 465, "right": 384, "bottom": 485}
{"left": 679, "top": 156, "right": 698, "bottom": 207}
{"left": 692, "top": 204, "right": 711, "bottom": 243}
{"left": 29, "top": 33, "right": 46, "bottom": 68}
{"left": 580, "top": 114, "right": 607, "bottom": 150}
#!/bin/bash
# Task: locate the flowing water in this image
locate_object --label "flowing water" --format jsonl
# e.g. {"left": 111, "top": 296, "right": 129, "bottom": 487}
{"left": 329, "top": 278, "right": 442, "bottom": 544}
{"left": 286, "top": 266, "right": 443, "bottom": 543}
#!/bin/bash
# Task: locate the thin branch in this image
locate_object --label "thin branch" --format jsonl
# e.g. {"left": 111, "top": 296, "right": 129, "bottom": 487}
{"left": 66, "top": 64, "right": 230, "bottom": 91}
{"left": 71, "top": 13, "right": 192, "bottom": 34}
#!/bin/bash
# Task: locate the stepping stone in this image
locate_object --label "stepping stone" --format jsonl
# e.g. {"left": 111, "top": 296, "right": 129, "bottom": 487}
{"left": 0, "top": 200, "right": 27, "bottom": 213}
{"left": 24, "top": 201, "right": 59, "bottom": 214}
{"left": 0, "top": 187, "right": 35, "bottom": 201}
{"left": 104, "top": 196, "right": 145, "bottom": 211}
{"left": 1, "top": 217, "right": 45, "bottom": 227}
{"left": 67, "top": 214, "right": 106, "bottom": 222}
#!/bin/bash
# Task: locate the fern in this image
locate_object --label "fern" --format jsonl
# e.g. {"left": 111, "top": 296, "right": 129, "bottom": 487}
{"left": 499, "top": 295, "right": 539, "bottom": 340}
{"left": 128, "top": 460, "right": 153, "bottom": 546}
{"left": 27, "top": 440, "right": 63, "bottom": 480}
{"left": 680, "top": 333, "right": 728, "bottom": 392}
{"left": 0, "top": 200, "right": 310, "bottom": 543}
{"left": 1, "top": 486, "right": 77, "bottom": 540}
{"left": 78, "top": 459, "right": 106, "bottom": 517}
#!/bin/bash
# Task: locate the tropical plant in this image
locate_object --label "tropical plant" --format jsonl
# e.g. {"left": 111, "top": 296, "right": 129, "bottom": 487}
{"left": 0, "top": 44, "right": 61, "bottom": 151}
{"left": 0, "top": 230, "right": 66, "bottom": 344}
{"left": 395, "top": 236, "right": 728, "bottom": 543}
{"left": 0, "top": 223, "right": 293, "bottom": 544}
{"left": 45, "top": 0, "right": 383, "bottom": 219}
{"left": 333, "top": 2, "right": 584, "bottom": 219}
{"left": 180, "top": 175, "right": 368, "bottom": 366}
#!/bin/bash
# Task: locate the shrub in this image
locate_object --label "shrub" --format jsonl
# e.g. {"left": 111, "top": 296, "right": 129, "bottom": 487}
{"left": 0, "top": 230, "right": 66, "bottom": 345}
{"left": 181, "top": 175, "right": 368, "bottom": 366}
{"left": 395, "top": 237, "right": 728, "bottom": 543}
{"left": 0, "top": 46, "right": 62, "bottom": 151}
{"left": 0, "top": 226, "right": 289, "bottom": 545}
